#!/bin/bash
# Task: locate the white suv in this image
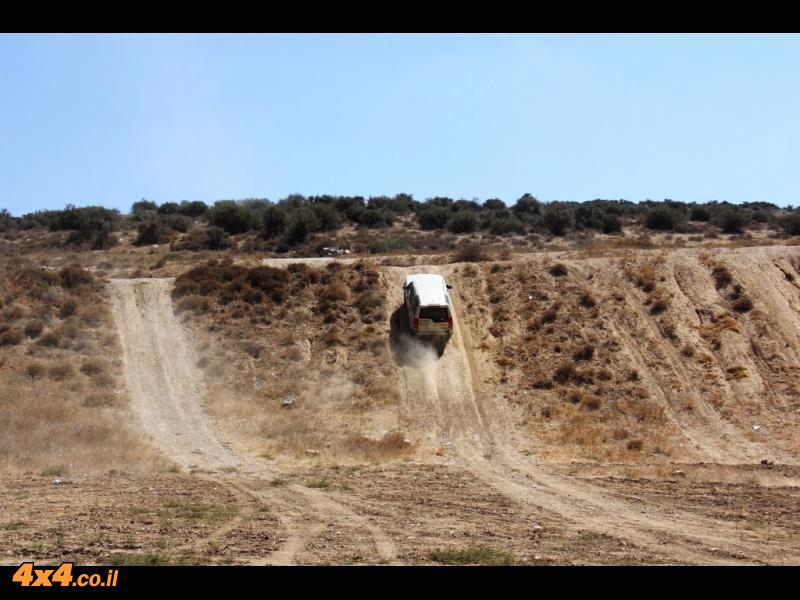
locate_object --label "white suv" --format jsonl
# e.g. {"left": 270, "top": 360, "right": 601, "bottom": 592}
{"left": 403, "top": 273, "right": 453, "bottom": 337}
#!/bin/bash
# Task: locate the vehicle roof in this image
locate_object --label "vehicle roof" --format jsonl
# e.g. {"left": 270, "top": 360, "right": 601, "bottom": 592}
{"left": 405, "top": 273, "right": 450, "bottom": 306}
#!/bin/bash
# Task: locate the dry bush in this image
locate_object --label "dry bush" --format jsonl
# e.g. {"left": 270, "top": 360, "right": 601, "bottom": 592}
{"left": 25, "top": 362, "right": 46, "bottom": 379}
{"left": 549, "top": 263, "right": 568, "bottom": 277}
{"left": 175, "top": 295, "right": 211, "bottom": 314}
{"left": 83, "top": 393, "right": 117, "bottom": 408}
{"left": 24, "top": 320, "right": 44, "bottom": 339}
{"left": 59, "top": 298, "right": 78, "bottom": 318}
{"left": 573, "top": 344, "right": 595, "bottom": 362}
{"left": 579, "top": 291, "right": 596, "bottom": 309}
{"left": 712, "top": 266, "right": 733, "bottom": 289}
{"left": 582, "top": 395, "right": 601, "bottom": 410}
{"left": 454, "top": 243, "right": 487, "bottom": 263}
{"left": 732, "top": 296, "right": 753, "bottom": 313}
{"left": 681, "top": 344, "right": 695, "bottom": 358}
{"left": 36, "top": 331, "right": 60, "bottom": 348}
{"left": 649, "top": 293, "right": 670, "bottom": 315}
{"left": 0, "top": 328, "right": 23, "bottom": 346}
{"left": 627, "top": 439, "right": 643, "bottom": 451}
{"left": 633, "top": 264, "right": 657, "bottom": 292}
{"left": 540, "top": 307, "right": 558, "bottom": 324}
{"left": 346, "top": 431, "right": 412, "bottom": 458}
{"left": 48, "top": 363, "right": 74, "bottom": 381}
{"left": 58, "top": 265, "right": 94, "bottom": 288}
{"left": 553, "top": 361, "right": 576, "bottom": 384}
{"left": 79, "top": 359, "right": 106, "bottom": 376}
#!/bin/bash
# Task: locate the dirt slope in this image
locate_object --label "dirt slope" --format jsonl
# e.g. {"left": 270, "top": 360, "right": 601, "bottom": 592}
{"left": 105, "top": 246, "right": 800, "bottom": 565}
{"left": 110, "top": 277, "right": 396, "bottom": 565}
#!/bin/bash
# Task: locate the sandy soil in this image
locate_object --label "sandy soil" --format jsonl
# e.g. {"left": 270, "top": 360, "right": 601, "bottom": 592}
{"left": 4, "top": 245, "right": 799, "bottom": 565}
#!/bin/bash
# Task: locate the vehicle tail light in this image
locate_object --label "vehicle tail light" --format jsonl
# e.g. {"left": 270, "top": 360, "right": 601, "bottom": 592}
{"left": 412, "top": 317, "right": 419, "bottom": 329}
{"left": 448, "top": 317, "right": 453, "bottom": 328}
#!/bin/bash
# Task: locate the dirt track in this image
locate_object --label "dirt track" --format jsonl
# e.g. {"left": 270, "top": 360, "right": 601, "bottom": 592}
{"left": 110, "top": 278, "right": 396, "bottom": 565}
{"left": 103, "top": 246, "right": 800, "bottom": 564}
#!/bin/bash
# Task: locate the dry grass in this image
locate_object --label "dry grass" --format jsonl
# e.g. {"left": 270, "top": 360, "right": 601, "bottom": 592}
{"left": 0, "top": 256, "right": 165, "bottom": 474}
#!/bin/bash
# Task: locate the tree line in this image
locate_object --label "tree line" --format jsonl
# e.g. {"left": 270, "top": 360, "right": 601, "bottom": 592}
{"left": 2, "top": 194, "right": 799, "bottom": 251}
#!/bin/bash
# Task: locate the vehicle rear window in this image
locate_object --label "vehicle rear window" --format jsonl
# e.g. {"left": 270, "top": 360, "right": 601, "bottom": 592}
{"left": 419, "top": 307, "right": 449, "bottom": 323}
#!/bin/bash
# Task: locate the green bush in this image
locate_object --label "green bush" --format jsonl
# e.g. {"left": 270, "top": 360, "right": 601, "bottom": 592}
{"left": 714, "top": 208, "right": 745, "bottom": 234}
{"left": 446, "top": 211, "right": 478, "bottom": 233}
{"left": 780, "top": 210, "right": 800, "bottom": 236}
{"left": 206, "top": 201, "right": 255, "bottom": 235}
{"left": 542, "top": 205, "right": 574, "bottom": 236}
{"left": 645, "top": 208, "right": 681, "bottom": 231}
{"left": 134, "top": 221, "right": 164, "bottom": 246}
{"left": 285, "top": 208, "right": 318, "bottom": 246}
{"left": 418, "top": 206, "right": 451, "bottom": 230}
{"left": 205, "top": 226, "right": 231, "bottom": 250}
{"left": 262, "top": 206, "right": 288, "bottom": 239}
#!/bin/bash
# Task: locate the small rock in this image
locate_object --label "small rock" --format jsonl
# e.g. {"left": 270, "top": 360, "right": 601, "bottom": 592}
{"left": 305, "top": 449, "right": 320, "bottom": 456}
{"left": 281, "top": 398, "right": 295, "bottom": 408}
{"left": 52, "top": 478, "right": 64, "bottom": 485}
{"left": 752, "top": 425, "right": 761, "bottom": 432}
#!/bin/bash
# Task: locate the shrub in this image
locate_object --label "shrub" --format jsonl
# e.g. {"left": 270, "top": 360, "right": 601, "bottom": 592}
{"left": 161, "top": 214, "right": 192, "bottom": 233}
{"left": 206, "top": 201, "right": 255, "bottom": 235}
{"left": 573, "top": 344, "right": 594, "bottom": 361}
{"left": 244, "top": 267, "right": 291, "bottom": 302}
{"left": 712, "top": 266, "right": 733, "bottom": 289}
{"left": 25, "top": 362, "right": 45, "bottom": 379}
{"left": 205, "top": 226, "right": 231, "bottom": 250}
{"left": 0, "top": 328, "right": 23, "bottom": 346}
{"left": 601, "top": 213, "right": 622, "bottom": 234}
{"left": 175, "top": 295, "right": 210, "bottom": 314}
{"left": 418, "top": 206, "right": 451, "bottom": 230}
{"left": 454, "top": 243, "right": 486, "bottom": 262}
{"left": 58, "top": 265, "right": 94, "bottom": 288}
{"left": 780, "top": 210, "right": 800, "bottom": 236}
{"left": 133, "top": 221, "right": 164, "bottom": 246}
{"left": 48, "top": 363, "right": 74, "bottom": 381}
{"left": 579, "top": 292, "right": 596, "bottom": 309}
{"left": 553, "top": 361, "right": 575, "bottom": 384}
{"left": 352, "top": 207, "right": 393, "bottom": 228}
{"left": 690, "top": 206, "right": 710, "bottom": 222}
{"left": 540, "top": 307, "right": 558, "bottom": 324}
{"left": 446, "top": 211, "right": 478, "bottom": 233}
{"left": 513, "top": 194, "right": 540, "bottom": 215}
{"left": 487, "top": 214, "right": 525, "bottom": 236}
{"left": 369, "top": 237, "right": 410, "bottom": 254}
{"left": 582, "top": 396, "right": 601, "bottom": 410}
{"left": 79, "top": 359, "right": 106, "bottom": 376}
{"left": 549, "top": 263, "right": 567, "bottom": 277}
{"left": 262, "top": 206, "right": 288, "bottom": 239}
{"left": 178, "top": 200, "right": 208, "bottom": 217}
{"left": 627, "top": 439, "right": 643, "bottom": 451}
{"left": 732, "top": 296, "right": 753, "bottom": 312}
{"left": 645, "top": 208, "right": 680, "bottom": 231}
{"left": 285, "top": 208, "right": 318, "bottom": 246}
{"left": 649, "top": 295, "right": 670, "bottom": 315}
{"left": 24, "top": 320, "right": 44, "bottom": 338}
{"left": 714, "top": 209, "right": 745, "bottom": 234}
{"left": 312, "top": 203, "right": 342, "bottom": 231}
{"left": 37, "top": 331, "right": 60, "bottom": 347}
{"left": 59, "top": 298, "right": 78, "bottom": 318}
{"left": 542, "top": 205, "right": 573, "bottom": 236}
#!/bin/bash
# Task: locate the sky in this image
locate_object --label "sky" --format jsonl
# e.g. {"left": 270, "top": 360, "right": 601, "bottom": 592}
{"left": 1, "top": 33, "right": 799, "bottom": 216}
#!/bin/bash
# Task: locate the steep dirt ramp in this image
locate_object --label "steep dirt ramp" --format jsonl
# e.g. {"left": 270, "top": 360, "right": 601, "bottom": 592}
{"left": 110, "top": 278, "right": 396, "bottom": 565}
{"left": 110, "top": 278, "right": 252, "bottom": 474}
{"left": 384, "top": 264, "right": 792, "bottom": 563}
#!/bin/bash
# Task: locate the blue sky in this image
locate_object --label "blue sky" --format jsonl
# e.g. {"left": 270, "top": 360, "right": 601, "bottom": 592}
{"left": 1, "top": 34, "right": 799, "bottom": 216}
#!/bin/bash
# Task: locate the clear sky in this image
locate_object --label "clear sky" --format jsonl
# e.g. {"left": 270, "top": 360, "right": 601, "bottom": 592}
{"left": 1, "top": 33, "right": 799, "bottom": 216}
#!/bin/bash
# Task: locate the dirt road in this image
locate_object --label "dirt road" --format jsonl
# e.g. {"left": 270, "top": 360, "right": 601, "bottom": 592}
{"left": 383, "top": 263, "right": 800, "bottom": 564}
{"left": 110, "top": 278, "right": 396, "bottom": 565}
